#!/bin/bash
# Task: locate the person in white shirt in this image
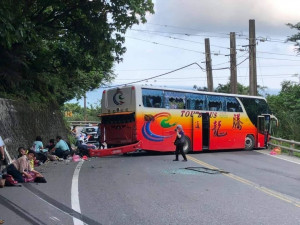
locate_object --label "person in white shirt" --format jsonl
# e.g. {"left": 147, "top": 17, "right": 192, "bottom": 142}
{"left": 0, "top": 136, "right": 5, "bottom": 164}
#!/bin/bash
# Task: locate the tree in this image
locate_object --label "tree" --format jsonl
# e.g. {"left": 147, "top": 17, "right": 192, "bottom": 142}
{"left": 0, "top": 0, "right": 154, "bottom": 105}
{"left": 266, "top": 81, "right": 300, "bottom": 141}
{"left": 287, "top": 22, "right": 300, "bottom": 52}
{"left": 193, "top": 82, "right": 266, "bottom": 95}
{"left": 214, "top": 82, "right": 249, "bottom": 94}
{"left": 63, "top": 102, "right": 101, "bottom": 121}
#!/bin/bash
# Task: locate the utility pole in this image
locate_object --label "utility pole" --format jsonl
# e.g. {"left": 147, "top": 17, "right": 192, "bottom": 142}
{"left": 230, "top": 32, "right": 237, "bottom": 94}
{"left": 249, "top": 19, "right": 257, "bottom": 96}
{"left": 205, "top": 38, "right": 213, "bottom": 92}
{"left": 84, "top": 93, "right": 87, "bottom": 121}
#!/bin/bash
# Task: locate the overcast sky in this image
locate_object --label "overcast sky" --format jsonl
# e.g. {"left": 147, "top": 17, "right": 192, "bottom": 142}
{"left": 72, "top": 0, "right": 300, "bottom": 106}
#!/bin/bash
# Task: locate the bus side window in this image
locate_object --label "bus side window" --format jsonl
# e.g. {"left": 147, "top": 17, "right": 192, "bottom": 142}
{"left": 145, "top": 97, "right": 153, "bottom": 107}
{"left": 207, "top": 95, "right": 224, "bottom": 111}
{"left": 195, "top": 100, "right": 203, "bottom": 110}
{"left": 226, "top": 97, "right": 243, "bottom": 112}
{"left": 142, "top": 89, "right": 164, "bottom": 108}
{"left": 185, "top": 93, "right": 205, "bottom": 110}
{"left": 153, "top": 96, "right": 162, "bottom": 108}
{"left": 208, "top": 102, "right": 222, "bottom": 111}
{"left": 164, "top": 91, "right": 186, "bottom": 109}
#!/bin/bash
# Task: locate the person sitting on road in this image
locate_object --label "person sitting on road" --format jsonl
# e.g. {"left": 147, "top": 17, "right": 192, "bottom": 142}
{"left": 44, "top": 139, "right": 58, "bottom": 161}
{"left": 17, "top": 147, "right": 35, "bottom": 169}
{"left": 0, "top": 136, "right": 6, "bottom": 168}
{"left": 17, "top": 147, "right": 26, "bottom": 158}
{"left": 51, "top": 136, "right": 71, "bottom": 159}
{"left": 75, "top": 133, "right": 86, "bottom": 146}
{"left": 32, "top": 136, "right": 48, "bottom": 163}
{"left": 45, "top": 139, "right": 55, "bottom": 151}
{"left": 6, "top": 150, "right": 44, "bottom": 183}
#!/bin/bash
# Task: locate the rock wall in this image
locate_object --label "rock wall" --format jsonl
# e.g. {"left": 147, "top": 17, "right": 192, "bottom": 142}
{"left": 0, "top": 98, "right": 69, "bottom": 158}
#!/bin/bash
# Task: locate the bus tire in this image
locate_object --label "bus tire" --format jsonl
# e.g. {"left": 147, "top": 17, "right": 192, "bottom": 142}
{"left": 245, "top": 135, "right": 255, "bottom": 150}
{"left": 183, "top": 136, "right": 192, "bottom": 154}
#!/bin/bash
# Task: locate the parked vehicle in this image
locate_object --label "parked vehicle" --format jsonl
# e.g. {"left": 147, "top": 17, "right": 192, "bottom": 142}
{"left": 80, "top": 126, "right": 98, "bottom": 143}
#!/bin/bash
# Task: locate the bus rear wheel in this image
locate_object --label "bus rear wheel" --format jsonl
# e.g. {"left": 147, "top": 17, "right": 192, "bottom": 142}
{"left": 183, "top": 136, "right": 192, "bottom": 154}
{"left": 245, "top": 135, "right": 255, "bottom": 150}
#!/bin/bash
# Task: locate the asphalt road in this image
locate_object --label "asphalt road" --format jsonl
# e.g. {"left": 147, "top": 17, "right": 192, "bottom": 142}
{"left": 1, "top": 150, "right": 300, "bottom": 225}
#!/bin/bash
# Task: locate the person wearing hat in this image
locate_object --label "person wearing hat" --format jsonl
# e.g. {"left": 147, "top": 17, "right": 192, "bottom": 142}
{"left": 173, "top": 124, "right": 187, "bottom": 162}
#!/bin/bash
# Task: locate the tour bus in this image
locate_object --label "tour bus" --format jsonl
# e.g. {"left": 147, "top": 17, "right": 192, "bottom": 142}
{"left": 99, "top": 85, "right": 278, "bottom": 153}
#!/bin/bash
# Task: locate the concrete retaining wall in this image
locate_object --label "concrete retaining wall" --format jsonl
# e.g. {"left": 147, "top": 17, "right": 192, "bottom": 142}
{"left": 0, "top": 98, "right": 69, "bottom": 159}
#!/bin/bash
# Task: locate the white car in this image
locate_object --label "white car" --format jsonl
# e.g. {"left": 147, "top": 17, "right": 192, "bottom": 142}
{"left": 80, "top": 126, "right": 98, "bottom": 143}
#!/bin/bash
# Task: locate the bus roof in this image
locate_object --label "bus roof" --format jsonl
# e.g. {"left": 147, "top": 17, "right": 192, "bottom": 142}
{"left": 113, "top": 85, "right": 267, "bottom": 100}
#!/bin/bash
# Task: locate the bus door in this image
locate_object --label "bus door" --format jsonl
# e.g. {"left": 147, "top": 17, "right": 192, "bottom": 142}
{"left": 202, "top": 113, "right": 210, "bottom": 150}
{"left": 192, "top": 114, "right": 202, "bottom": 151}
{"left": 192, "top": 113, "right": 210, "bottom": 151}
{"left": 257, "top": 115, "right": 270, "bottom": 148}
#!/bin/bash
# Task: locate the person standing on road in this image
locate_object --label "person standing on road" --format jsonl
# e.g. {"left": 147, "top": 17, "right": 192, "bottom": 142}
{"left": 173, "top": 124, "right": 187, "bottom": 162}
{"left": 97, "top": 123, "right": 105, "bottom": 149}
{"left": 51, "top": 136, "right": 70, "bottom": 159}
{"left": 71, "top": 126, "right": 77, "bottom": 137}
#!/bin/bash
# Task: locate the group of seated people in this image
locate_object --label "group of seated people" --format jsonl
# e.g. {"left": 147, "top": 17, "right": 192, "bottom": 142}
{"left": 32, "top": 135, "right": 72, "bottom": 162}
{"left": 1, "top": 135, "right": 72, "bottom": 186}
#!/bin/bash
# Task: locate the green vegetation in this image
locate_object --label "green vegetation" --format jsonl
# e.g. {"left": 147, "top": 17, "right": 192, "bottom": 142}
{"left": 267, "top": 81, "right": 300, "bottom": 141}
{"left": 193, "top": 83, "right": 266, "bottom": 95}
{"left": 0, "top": 0, "right": 154, "bottom": 105}
{"left": 63, "top": 103, "right": 101, "bottom": 122}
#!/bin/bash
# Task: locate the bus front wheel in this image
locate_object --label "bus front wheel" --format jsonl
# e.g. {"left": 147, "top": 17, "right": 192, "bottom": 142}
{"left": 183, "top": 136, "right": 192, "bottom": 154}
{"left": 245, "top": 135, "right": 255, "bottom": 150}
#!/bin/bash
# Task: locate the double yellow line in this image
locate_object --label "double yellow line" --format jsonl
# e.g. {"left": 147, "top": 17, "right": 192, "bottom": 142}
{"left": 187, "top": 155, "right": 300, "bottom": 208}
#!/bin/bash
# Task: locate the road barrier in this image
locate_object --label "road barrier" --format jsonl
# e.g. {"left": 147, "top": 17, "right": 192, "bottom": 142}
{"left": 68, "top": 121, "right": 100, "bottom": 127}
{"left": 269, "top": 136, "right": 300, "bottom": 156}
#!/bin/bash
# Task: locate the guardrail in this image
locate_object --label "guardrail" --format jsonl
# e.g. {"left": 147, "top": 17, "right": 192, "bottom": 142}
{"left": 68, "top": 121, "right": 100, "bottom": 127}
{"left": 269, "top": 136, "right": 300, "bottom": 156}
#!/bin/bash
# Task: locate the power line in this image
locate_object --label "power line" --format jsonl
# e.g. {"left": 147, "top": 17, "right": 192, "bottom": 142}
{"left": 126, "top": 36, "right": 205, "bottom": 54}
{"left": 102, "top": 62, "right": 205, "bottom": 88}
{"left": 128, "top": 31, "right": 300, "bottom": 59}
{"left": 144, "top": 23, "right": 293, "bottom": 44}
{"left": 257, "top": 56, "right": 300, "bottom": 61}
{"left": 115, "top": 63, "right": 300, "bottom": 72}
{"left": 257, "top": 51, "right": 300, "bottom": 57}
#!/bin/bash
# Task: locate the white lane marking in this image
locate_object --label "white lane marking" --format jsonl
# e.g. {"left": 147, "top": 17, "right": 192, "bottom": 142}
{"left": 72, "top": 160, "right": 85, "bottom": 225}
{"left": 255, "top": 150, "right": 300, "bottom": 165}
{"left": 49, "top": 216, "right": 60, "bottom": 221}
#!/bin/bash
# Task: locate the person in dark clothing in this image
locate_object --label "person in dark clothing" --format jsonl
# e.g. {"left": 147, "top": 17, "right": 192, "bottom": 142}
{"left": 45, "top": 139, "right": 55, "bottom": 151}
{"left": 173, "top": 124, "right": 187, "bottom": 162}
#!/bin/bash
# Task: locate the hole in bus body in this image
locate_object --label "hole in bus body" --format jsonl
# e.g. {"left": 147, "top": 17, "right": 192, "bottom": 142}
{"left": 101, "top": 113, "right": 137, "bottom": 147}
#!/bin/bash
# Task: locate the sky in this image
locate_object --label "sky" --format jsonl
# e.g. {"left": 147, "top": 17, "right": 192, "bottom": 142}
{"left": 70, "top": 0, "right": 300, "bottom": 107}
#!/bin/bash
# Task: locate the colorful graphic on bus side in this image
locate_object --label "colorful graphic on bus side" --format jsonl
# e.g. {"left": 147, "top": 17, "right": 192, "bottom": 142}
{"left": 142, "top": 112, "right": 176, "bottom": 142}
